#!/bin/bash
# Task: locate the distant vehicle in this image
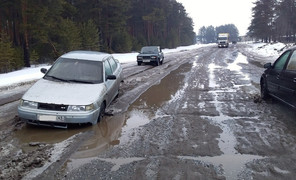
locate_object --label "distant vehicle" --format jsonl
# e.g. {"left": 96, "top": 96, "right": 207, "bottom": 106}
{"left": 260, "top": 47, "right": 296, "bottom": 108}
{"left": 137, "top": 46, "right": 164, "bottom": 66}
{"left": 18, "top": 51, "right": 123, "bottom": 128}
{"left": 217, "top": 33, "right": 230, "bottom": 48}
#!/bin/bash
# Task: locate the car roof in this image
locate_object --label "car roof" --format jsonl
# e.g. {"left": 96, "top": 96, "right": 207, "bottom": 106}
{"left": 60, "top": 51, "right": 111, "bottom": 61}
{"left": 288, "top": 46, "right": 296, "bottom": 51}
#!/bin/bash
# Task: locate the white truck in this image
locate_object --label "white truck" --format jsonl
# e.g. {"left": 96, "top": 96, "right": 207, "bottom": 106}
{"left": 217, "top": 33, "right": 229, "bottom": 48}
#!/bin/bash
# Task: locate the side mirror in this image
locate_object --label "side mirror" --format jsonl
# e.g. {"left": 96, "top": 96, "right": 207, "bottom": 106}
{"left": 41, "top": 68, "right": 47, "bottom": 74}
{"left": 107, "top": 75, "right": 116, "bottom": 80}
{"left": 263, "top": 63, "right": 272, "bottom": 69}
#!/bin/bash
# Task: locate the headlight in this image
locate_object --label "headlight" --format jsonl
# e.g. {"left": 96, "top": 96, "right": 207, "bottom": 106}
{"left": 151, "top": 56, "right": 157, "bottom": 59}
{"left": 137, "top": 56, "right": 143, "bottom": 60}
{"left": 20, "top": 100, "right": 38, "bottom": 109}
{"left": 68, "top": 104, "right": 94, "bottom": 111}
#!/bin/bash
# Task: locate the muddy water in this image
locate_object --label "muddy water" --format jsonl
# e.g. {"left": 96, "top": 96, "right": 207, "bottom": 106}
{"left": 13, "top": 62, "right": 191, "bottom": 159}
{"left": 202, "top": 52, "right": 264, "bottom": 179}
{"left": 70, "top": 63, "right": 192, "bottom": 160}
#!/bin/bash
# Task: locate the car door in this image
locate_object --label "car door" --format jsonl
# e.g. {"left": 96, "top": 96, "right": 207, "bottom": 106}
{"left": 104, "top": 59, "right": 117, "bottom": 105}
{"left": 279, "top": 50, "right": 296, "bottom": 107}
{"left": 266, "top": 50, "right": 291, "bottom": 97}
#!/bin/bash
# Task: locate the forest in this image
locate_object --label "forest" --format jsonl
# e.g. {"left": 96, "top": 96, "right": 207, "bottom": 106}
{"left": 197, "top": 24, "right": 239, "bottom": 44}
{"left": 248, "top": 0, "right": 296, "bottom": 43}
{"left": 0, "top": 0, "right": 195, "bottom": 73}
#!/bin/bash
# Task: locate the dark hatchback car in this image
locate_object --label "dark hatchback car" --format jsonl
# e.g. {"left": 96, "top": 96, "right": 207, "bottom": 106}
{"left": 260, "top": 47, "right": 296, "bottom": 108}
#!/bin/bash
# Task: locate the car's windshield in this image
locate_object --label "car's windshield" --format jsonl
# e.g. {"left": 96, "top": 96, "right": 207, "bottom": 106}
{"left": 141, "top": 47, "right": 158, "bottom": 54}
{"left": 45, "top": 58, "right": 103, "bottom": 84}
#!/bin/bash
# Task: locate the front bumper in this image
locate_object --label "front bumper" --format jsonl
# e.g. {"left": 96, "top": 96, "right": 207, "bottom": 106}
{"left": 137, "top": 58, "right": 158, "bottom": 63}
{"left": 18, "top": 106, "right": 100, "bottom": 128}
{"left": 218, "top": 42, "right": 228, "bottom": 47}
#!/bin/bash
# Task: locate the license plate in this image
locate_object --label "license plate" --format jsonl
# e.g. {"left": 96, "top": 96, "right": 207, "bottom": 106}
{"left": 143, "top": 60, "right": 150, "bottom": 62}
{"left": 38, "top": 115, "right": 57, "bottom": 121}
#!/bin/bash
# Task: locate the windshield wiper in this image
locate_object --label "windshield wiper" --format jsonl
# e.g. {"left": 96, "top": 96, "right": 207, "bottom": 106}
{"left": 45, "top": 75, "right": 68, "bottom": 82}
{"left": 65, "top": 79, "right": 95, "bottom": 84}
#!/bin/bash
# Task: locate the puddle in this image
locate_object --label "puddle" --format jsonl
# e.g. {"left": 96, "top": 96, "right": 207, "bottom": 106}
{"left": 179, "top": 154, "right": 263, "bottom": 180}
{"left": 13, "top": 62, "right": 192, "bottom": 154}
{"left": 202, "top": 53, "right": 264, "bottom": 179}
{"left": 14, "top": 124, "right": 91, "bottom": 152}
{"left": 64, "top": 62, "right": 193, "bottom": 169}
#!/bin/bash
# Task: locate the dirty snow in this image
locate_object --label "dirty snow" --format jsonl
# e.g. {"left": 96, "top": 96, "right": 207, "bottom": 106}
{"left": 0, "top": 42, "right": 293, "bottom": 88}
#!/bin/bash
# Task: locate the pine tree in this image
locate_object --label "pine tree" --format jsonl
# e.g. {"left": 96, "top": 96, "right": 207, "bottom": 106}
{"left": 80, "top": 20, "right": 100, "bottom": 51}
{"left": 0, "top": 32, "right": 17, "bottom": 73}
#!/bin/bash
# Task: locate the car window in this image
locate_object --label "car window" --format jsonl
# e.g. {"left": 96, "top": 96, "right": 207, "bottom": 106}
{"left": 108, "top": 57, "right": 118, "bottom": 72}
{"left": 274, "top": 51, "right": 291, "bottom": 70}
{"left": 104, "top": 61, "right": 113, "bottom": 80}
{"left": 286, "top": 50, "right": 296, "bottom": 71}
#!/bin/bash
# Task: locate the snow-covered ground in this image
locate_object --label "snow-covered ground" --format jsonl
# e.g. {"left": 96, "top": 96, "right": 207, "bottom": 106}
{"left": 243, "top": 42, "right": 292, "bottom": 57}
{"left": 0, "top": 44, "right": 208, "bottom": 88}
{"left": 0, "top": 42, "right": 294, "bottom": 88}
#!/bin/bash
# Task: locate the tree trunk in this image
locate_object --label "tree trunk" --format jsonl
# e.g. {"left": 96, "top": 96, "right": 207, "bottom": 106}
{"left": 23, "top": 41, "right": 30, "bottom": 67}
{"left": 22, "top": 0, "right": 30, "bottom": 67}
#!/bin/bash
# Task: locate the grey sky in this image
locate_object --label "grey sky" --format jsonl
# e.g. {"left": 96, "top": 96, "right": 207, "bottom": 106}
{"left": 176, "top": 0, "right": 256, "bottom": 36}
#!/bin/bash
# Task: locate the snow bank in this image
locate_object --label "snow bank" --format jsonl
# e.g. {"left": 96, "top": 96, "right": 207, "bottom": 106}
{"left": 245, "top": 42, "right": 295, "bottom": 58}
{"left": 1, "top": 42, "right": 294, "bottom": 88}
{"left": 0, "top": 44, "right": 209, "bottom": 88}
{"left": 0, "top": 65, "right": 51, "bottom": 88}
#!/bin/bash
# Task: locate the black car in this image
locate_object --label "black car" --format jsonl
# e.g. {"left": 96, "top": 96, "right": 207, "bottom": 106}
{"left": 260, "top": 47, "right": 296, "bottom": 108}
{"left": 137, "top": 46, "right": 164, "bottom": 66}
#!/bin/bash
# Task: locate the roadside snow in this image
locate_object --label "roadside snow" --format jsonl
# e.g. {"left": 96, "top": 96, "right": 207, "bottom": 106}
{"left": 244, "top": 42, "right": 295, "bottom": 59}
{"left": 0, "top": 65, "right": 51, "bottom": 88}
{"left": 0, "top": 42, "right": 293, "bottom": 89}
{"left": 0, "top": 44, "right": 209, "bottom": 88}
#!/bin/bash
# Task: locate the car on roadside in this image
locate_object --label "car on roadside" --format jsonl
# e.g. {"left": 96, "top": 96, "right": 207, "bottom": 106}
{"left": 18, "top": 51, "right": 123, "bottom": 128}
{"left": 260, "top": 47, "right": 296, "bottom": 108}
{"left": 137, "top": 46, "right": 164, "bottom": 66}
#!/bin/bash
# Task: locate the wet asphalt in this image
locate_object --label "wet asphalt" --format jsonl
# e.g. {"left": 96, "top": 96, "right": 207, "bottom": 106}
{"left": 1, "top": 44, "right": 296, "bottom": 180}
{"left": 57, "top": 45, "right": 296, "bottom": 180}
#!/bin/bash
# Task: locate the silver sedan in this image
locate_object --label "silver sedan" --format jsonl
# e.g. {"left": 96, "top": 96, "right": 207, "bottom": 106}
{"left": 18, "top": 51, "right": 123, "bottom": 128}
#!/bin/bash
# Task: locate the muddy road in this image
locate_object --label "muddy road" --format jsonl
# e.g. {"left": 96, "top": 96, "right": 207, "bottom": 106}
{"left": 1, "top": 44, "right": 296, "bottom": 180}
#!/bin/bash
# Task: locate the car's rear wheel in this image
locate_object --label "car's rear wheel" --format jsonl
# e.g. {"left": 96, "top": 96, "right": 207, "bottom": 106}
{"left": 260, "top": 79, "right": 269, "bottom": 100}
{"left": 97, "top": 102, "right": 106, "bottom": 123}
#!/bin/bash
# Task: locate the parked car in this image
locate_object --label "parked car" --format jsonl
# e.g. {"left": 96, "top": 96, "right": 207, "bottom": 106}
{"left": 260, "top": 47, "right": 296, "bottom": 108}
{"left": 18, "top": 51, "right": 123, "bottom": 128}
{"left": 137, "top": 46, "right": 164, "bottom": 66}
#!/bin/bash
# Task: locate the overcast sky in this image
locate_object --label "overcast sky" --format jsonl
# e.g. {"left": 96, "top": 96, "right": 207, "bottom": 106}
{"left": 176, "top": 0, "right": 256, "bottom": 36}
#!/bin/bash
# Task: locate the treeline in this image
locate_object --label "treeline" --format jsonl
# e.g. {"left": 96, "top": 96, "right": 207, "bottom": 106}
{"left": 248, "top": 0, "right": 296, "bottom": 43}
{"left": 197, "top": 24, "right": 239, "bottom": 44}
{"left": 0, "top": 0, "right": 195, "bottom": 73}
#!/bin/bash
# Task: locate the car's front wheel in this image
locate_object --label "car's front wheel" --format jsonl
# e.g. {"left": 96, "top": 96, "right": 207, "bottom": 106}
{"left": 97, "top": 102, "right": 106, "bottom": 123}
{"left": 155, "top": 58, "right": 160, "bottom": 66}
{"left": 260, "top": 79, "right": 269, "bottom": 100}
{"left": 160, "top": 57, "right": 164, "bottom": 65}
